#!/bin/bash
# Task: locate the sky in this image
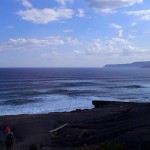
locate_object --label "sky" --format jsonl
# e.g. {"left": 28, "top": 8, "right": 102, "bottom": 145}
{"left": 0, "top": 0, "right": 150, "bottom": 67}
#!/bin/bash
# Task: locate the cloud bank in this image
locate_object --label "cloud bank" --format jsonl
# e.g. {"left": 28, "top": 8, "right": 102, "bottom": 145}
{"left": 54, "top": 0, "right": 74, "bottom": 6}
{"left": 126, "top": 10, "right": 150, "bottom": 21}
{"left": 17, "top": 8, "right": 74, "bottom": 24}
{"left": 86, "top": 0, "right": 143, "bottom": 13}
{"left": 22, "top": 0, "right": 32, "bottom": 8}
{"left": 17, "top": 0, "right": 74, "bottom": 24}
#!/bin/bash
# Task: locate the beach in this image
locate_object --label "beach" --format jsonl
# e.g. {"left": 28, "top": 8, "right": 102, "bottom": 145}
{"left": 1, "top": 100, "right": 150, "bottom": 150}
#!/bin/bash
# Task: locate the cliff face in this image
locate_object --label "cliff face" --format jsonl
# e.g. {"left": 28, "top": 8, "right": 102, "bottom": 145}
{"left": 104, "top": 61, "right": 150, "bottom": 68}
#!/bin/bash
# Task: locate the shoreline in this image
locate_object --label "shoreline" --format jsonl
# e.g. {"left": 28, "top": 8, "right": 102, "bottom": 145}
{"left": 0, "top": 100, "right": 148, "bottom": 117}
{"left": 1, "top": 100, "right": 150, "bottom": 149}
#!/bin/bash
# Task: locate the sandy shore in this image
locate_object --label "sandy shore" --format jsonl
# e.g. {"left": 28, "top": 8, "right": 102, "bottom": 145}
{"left": 1, "top": 101, "right": 150, "bottom": 150}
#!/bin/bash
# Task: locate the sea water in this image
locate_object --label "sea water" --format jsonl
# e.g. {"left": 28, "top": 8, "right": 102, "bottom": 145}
{"left": 0, "top": 68, "right": 150, "bottom": 115}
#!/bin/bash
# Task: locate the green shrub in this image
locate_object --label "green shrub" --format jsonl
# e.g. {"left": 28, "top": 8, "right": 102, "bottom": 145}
{"left": 75, "top": 141, "right": 125, "bottom": 150}
{"left": 29, "top": 144, "right": 37, "bottom": 150}
{"left": 100, "top": 141, "right": 125, "bottom": 150}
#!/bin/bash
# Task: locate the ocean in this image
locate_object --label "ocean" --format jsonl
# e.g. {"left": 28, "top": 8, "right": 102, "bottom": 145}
{"left": 0, "top": 68, "right": 150, "bottom": 115}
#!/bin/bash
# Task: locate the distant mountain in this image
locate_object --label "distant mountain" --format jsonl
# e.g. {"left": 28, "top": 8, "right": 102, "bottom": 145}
{"left": 104, "top": 61, "right": 150, "bottom": 68}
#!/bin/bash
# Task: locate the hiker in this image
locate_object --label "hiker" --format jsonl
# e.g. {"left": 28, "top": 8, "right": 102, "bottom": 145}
{"left": 5, "top": 127, "right": 14, "bottom": 150}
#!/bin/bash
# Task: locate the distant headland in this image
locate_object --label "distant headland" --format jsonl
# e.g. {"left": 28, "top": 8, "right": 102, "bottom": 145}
{"left": 104, "top": 61, "right": 150, "bottom": 68}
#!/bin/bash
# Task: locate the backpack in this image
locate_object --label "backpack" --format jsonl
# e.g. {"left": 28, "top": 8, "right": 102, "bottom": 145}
{"left": 6, "top": 133, "right": 14, "bottom": 144}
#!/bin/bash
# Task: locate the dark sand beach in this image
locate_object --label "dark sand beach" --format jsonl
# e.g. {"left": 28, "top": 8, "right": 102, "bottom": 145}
{"left": 1, "top": 101, "right": 150, "bottom": 150}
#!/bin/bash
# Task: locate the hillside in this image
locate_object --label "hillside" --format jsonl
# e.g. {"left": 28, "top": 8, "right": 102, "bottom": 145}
{"left": 104, "top": 61, "right": 150, "bottom": 68}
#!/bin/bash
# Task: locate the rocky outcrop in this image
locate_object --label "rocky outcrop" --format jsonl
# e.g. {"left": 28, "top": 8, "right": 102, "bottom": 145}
{"left": 1, "top": 101, "right": 150, "bottom": 149}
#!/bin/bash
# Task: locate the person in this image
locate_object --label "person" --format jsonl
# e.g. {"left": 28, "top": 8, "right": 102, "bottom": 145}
{"left": 5, "top": 127, "right": 14, "bottom": 150}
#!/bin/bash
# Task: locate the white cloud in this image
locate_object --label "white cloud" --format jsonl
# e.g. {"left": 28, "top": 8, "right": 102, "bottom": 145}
{"left": 54, "top": 0, "right": 73, "bottom": 6}
{"left": 111, "top": 23, "right": 122, "bottom": 29}
{"left": 17, "top": 8, "right": 74, "bottom": 24}
{"left": 131, "top": 22, "right": 137, "bottom": 26}
{"left": 108, "top": 37, "right": 149, "bottom": 55}
{"left": 1, "top": 35, "right": 147, "bottom": 56}
{"left": 0, "top": 36, "right": 82, "bottom": 52}
{"left": 88, "top": 39, "right": 106, "bottom": 53}
{"left": 126, "top": 10, "right": 150, "bottom": 21}
{"left": 22, "top": 0, "right": 32, "bottom": 8}
{"left": 60, "top": 21, "right": 66, "bottom": 23}
{"left": 86, "top": 0, "right": 143, "bottom": 13}
{"left": 85, "top": 35, "right": 150, "bottom": 57}
{"left": 128, "top": 34, "right": 136, "bottom": 39}
{"left": 87, "top": 38, "right": 119, "bottom": 55}
{"left": 110, "top": 24, "right": 123, "bottom": 38}
{"left": 1, "top": 35, "right": 150, "bottom": 67}
{"left": 7, "top": 26, "right": 14, "bottom": 29}
{"left": 77, "top": 9, "right": 85, "bottom": 17}
{"left": 65, "top": 37, "right": 81, "bottom": 45}
{"left": 9, "top": 38, "right": 27, "bottom": 45}
{"left": 8, "top": 37, "right": 64, "bottom": 46}
{"left": 117, "top": 30, "right": 123, "bottom": 37}
{"left": 63, "top": 30, "right": 74, "bottom": 33}
{"left": 112, "top": 37, "right": 131, "bottom": 46}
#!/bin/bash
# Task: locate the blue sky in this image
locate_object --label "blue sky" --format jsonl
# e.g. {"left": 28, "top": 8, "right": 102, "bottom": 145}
{"left": 0, "top": 0, "right": 150, "bottom": 67}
